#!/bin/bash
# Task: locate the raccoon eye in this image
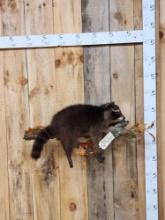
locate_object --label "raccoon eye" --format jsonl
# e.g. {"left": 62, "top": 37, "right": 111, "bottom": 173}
{"left": 111, "top": 108, "right": 121, "bottom": 117}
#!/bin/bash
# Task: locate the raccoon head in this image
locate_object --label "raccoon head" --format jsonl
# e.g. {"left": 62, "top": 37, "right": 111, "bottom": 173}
{"left": 101, "top": 102, "right": 125, "bottom": 126}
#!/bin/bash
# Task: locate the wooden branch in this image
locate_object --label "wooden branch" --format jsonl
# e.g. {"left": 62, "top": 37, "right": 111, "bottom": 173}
{"left": 24, "top": 126, "right": 44, "bottom": 140}
{"left": 23, "top": 121, "right": 129, "bottom": 156}
{"left": 23, "top": 121, "right": 130, "bottom": 140}
{"left": 24, "top": 121, "right": 153, "bottom": 156}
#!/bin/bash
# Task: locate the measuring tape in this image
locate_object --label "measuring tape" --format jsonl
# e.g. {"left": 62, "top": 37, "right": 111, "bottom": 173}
{"left": 0, "top": 0, "right": 157, "bottom": 219}
{"left": 143, "top": 0, "right": 158, "bottom": 219}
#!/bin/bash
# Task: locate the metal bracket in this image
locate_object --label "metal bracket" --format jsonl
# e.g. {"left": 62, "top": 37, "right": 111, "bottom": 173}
{"left": 0, "top": 30, "right": 143, "bottom": 49}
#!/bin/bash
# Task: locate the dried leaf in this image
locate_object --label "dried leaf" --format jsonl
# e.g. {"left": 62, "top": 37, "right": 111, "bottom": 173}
{"left": 131, "top": 123, "right": 146, "bottom": 133}
{"left": 75, "top": 147, "right": 86, "bottom": 156}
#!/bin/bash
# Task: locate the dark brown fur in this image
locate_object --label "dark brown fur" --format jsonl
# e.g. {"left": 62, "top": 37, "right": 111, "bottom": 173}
{"left": 31, "top": 102, "right": 125, "bottom": 168}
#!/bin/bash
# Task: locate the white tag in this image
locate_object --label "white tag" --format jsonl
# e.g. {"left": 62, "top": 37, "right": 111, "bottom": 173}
{"left": 99, "top": 132, "right": 115, "bottom": 150}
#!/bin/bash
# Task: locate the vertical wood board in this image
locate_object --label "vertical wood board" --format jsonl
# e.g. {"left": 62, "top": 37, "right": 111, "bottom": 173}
{"left": 24, "top": 0, "right": 60, "bottom": 220}
{"left": 110, "top": 0, "right": 139, "bottom": 219}
{"left": 0, "top": 52, "right": 9, "bottom": 220}
{"left": 0, "top": 3, "right": 9, "bottom": 220}
{"left": 82, "top": 1, "right": 114, "bottom": 220}
{"left": 0, "top": 1, "right": 34, "bottom": 219}
{"left": 134, "top": 1, "right": 146, "bottom": 219}
{"left": 53, "top": 1, "right": 88, "bottom": 220}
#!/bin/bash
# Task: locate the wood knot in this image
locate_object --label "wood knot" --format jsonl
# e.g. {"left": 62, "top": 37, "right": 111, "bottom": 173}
{"left": 69, "top": 202, "right": 77, "bottom": 211}
{"left": 55, "top": 59, "right": 61, "bottom": 68}
{"left": 124, "top": 19, "right": 127, "bottom": 25}
{"left": 44, "top": 88, "right": 49, "bottom": 95}
{"left": 20, "top": 77, "right": 28, "bottom": 86}
{"left": 79, "top": 55, "right": 84, "bottom": 63}
{"left": 0, "top": 1, "right": 5, "bottom": 11}
{"left": 114, "top": 11, "right": 124, "bottom": 25}
{"left": 113, "top": 72, "right": 119, "bottom": 79}
{"left": 4, "top": 70, "right": 9, "bottom": 85}
{"left": 8, "top": 0, "right": 17, "bottom": 10}
{"left": 68, "top": 51, "right": 74, "bottom": 64}
{"left": 131, "top": 191, "right": 135, "bottom": 198}
{"left": 29, "top": 87, "right": 40, "bottom": 98}
{"left": 159, "top": 30, "right": 164, "bottom": 39}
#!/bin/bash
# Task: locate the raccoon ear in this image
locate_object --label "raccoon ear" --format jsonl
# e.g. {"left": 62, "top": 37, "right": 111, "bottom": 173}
{"left": 101, "top": 102, "right": 112, "bottom": 110}
{"left": 101, "top": 102, "right": 115, "bottom": 110}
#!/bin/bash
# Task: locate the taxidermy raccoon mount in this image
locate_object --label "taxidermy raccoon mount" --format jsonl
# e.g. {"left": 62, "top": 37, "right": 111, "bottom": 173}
{"left": 31, "top": 102, "right": 125, "bottom": 168}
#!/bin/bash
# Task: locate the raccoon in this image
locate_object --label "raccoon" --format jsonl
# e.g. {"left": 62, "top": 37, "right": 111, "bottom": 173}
{"left": 31, "top": 102, "right": 125, "bottom": 168}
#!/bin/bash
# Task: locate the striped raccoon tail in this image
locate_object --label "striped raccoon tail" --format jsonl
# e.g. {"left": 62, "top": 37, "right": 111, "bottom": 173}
{"left": 31, "top": 126, "right": 54, "bottom": 160}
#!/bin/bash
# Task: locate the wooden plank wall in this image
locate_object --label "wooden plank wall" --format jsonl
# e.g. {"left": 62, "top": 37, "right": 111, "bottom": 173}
{"left": 0, "top": 0, "right": 163, "bottom": 220}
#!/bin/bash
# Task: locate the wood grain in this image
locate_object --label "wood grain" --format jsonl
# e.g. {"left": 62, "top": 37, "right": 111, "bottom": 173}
{"left": 134, "top": 1, "right": 146, "bottom": 219}
{"left": 53, "top": 1, "right": 88, "bottom": 220}
{"left": 0, "top": 0, "right": 34, "bottom": 219}
{"left": 24, "top": 0, "right": 60, "bottom": 219}
{"left": 0, "top": 5, "right": 10, "bottom": 220}
{"left": 0, "top": 52, "right": 9, "bottom": 220}
{"left": 110, "top": 0, "right": 139, "bottom": 219}
{"left": 112, "top": 138, "right": 138, "bottom": 220}
{"left": 82, "top": 1, "right": 114, "bottom": 220}
{"left": 82, "top": 0, "right": 111, "bottom": 105}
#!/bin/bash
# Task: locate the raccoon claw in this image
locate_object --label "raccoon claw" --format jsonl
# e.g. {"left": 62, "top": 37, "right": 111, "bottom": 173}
{"left": 96, "top": 153, "right": 105, "bottom": 163}
{"left": 97, "top": 156, "right": 105, "bottom": 163}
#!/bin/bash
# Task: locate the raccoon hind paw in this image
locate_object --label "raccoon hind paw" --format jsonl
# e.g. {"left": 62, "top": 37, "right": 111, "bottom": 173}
{"left": 31, "top": 150, "right": 41, "bottom": 160}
